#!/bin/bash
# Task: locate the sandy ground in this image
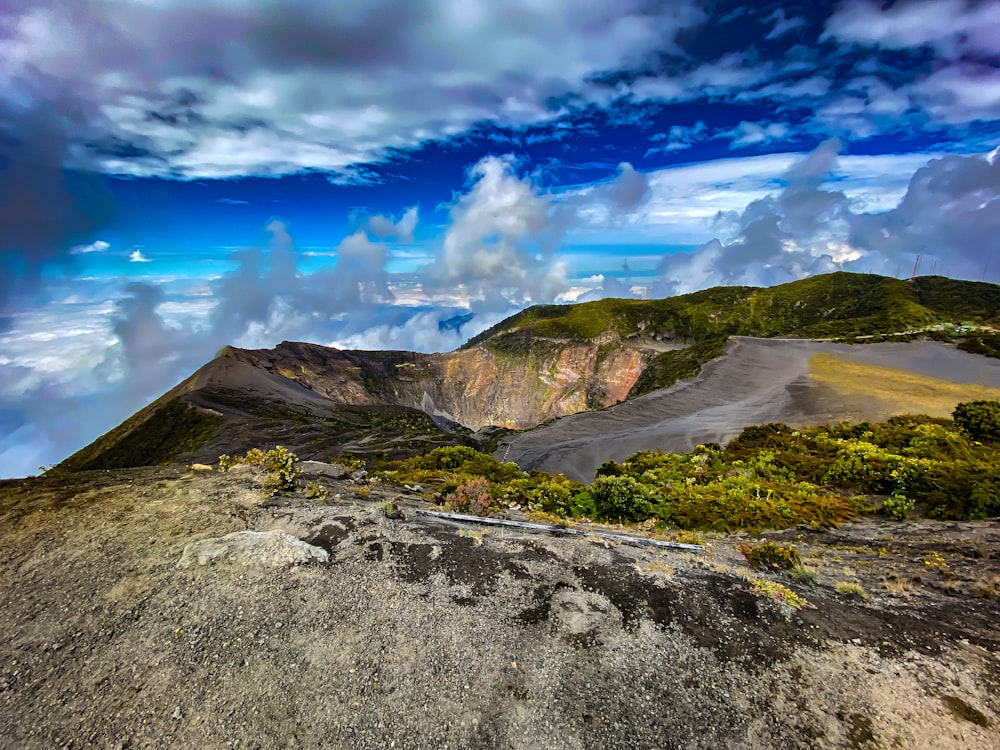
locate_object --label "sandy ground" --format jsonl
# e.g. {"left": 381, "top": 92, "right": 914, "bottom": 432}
{"left": 2, "top": 464, "right": 999, "bottom": 749}
{"left": 499, "top": 338, "right": 1000, "bottom": 482}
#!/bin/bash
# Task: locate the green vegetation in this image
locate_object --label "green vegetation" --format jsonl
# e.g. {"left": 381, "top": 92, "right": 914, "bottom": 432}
{"left": 470, "top": 273, "right": 1000, "bottom": 352}
{"left": 304, "top": 481, "right": 328, "bottom": 500}
{"left": 750, "top": 579, "right": 808, "bottom": 610}
{"left": 835, "top": 581, "right": 869, "bottom": 600}
{"left": 952, "top": 400, "right": 1000, "bottom": 443}
{"left": 57, "top": 399, "right": 222, "bottom": 473}
{"left": 464, "top": 273, "right": 1000, "bottom": 398}
{"left": 219, "top": 446, "right": 300, "bottom": 494}
{"left": 788, "top": 567, "right": 818, "bottom": 584}
{"left": 957, "top": 332, "right": 1000, "bottom": 359}
{"left": 378, "top": 401, "right": 1000, "bottom": 531}
{"left": 739, "top": 541, "right": 802, "bottom": 570}
{"left": 628, "top": 338, "right": 728, "bottom": 397}
{"left": 588, "top": 475, "right": 652, "bottom": 522}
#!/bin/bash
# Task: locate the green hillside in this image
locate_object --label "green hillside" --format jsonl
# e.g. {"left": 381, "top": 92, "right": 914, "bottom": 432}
{"left": 466, "top": 273, "right": 1000, "bottom": 396}
{"left": 470, "top": 273, "right": 1000, "bottom": 345}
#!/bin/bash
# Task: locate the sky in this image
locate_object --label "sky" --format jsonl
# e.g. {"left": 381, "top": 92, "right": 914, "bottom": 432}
{"left": 1, "top": 0, "right": 999, "bottom": 477}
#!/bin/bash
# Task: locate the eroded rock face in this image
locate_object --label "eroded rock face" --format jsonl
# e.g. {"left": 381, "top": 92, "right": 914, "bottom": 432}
{"left": 223, "top": 337, "right": 655, "bottom": 430}
{"left": 177, "top": 530, "right": 329, "bottom": 568}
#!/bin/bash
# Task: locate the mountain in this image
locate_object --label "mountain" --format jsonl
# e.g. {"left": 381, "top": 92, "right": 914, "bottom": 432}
{"left": 56, "top": 272, "right": 1000, "bottom": 474}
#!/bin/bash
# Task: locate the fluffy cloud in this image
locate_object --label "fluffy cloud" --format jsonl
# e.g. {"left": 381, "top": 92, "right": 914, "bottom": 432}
{"left": 849, "top": 151, "right": 1000, "bottom": 280}
{"left": 653, "top": 141, "right": 1000, "bottom": 295}
{"left": 424, "top": 155, "right": 572, "bottom": 308}
{"left": 2, "top": 0, "right": 703, "bottom": 179}
{"left": 824, "top": 0, "right": 1000, "bottom": 59}
{"left": 725, "top": 121, "right": 791, "bottom": 148}
{"left": 71, "top": 240, "right": 110, "bottom": 254}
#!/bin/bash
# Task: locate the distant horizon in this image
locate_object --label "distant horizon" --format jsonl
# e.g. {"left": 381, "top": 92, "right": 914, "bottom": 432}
{"left": 2, "top": 0, "right": 999, "bottom": 476}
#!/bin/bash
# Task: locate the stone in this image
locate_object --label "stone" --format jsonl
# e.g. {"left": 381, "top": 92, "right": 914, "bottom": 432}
{"left": 177, "top": 530, "right": 329, "bottom": 568}
{"left": 299, "top": 461, "right": 350, "bottom": 479}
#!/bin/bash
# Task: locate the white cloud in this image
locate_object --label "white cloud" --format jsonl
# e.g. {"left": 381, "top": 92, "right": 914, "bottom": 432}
{"left": 825, "top": 0, "right": 1000, "bottom": 59}
{"left": 3, "top": 0, "right": 704, "bottom": 179}
{"left": 129, "top": 249, "right": 151, "bottom": 262}
{"left": 424, "top": 155, "right": 572, "bottom": 308}
{"left": 724, "top": 121, "right": 790, "bottom": 148}
{"left": 646, "top": 121, "right": 708, "bottom": 156}
{"left": 70, "top": 240, "right": 110, "bottom": 254}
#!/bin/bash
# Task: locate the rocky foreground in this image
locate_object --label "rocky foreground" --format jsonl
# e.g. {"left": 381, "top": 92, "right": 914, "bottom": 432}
{"left": 1, "top": 464, "right": 999, "bottom": 749}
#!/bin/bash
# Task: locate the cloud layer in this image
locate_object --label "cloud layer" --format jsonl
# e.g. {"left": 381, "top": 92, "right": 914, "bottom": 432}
{"left": 2, "top": 1, "right": 996, "bottom": 181}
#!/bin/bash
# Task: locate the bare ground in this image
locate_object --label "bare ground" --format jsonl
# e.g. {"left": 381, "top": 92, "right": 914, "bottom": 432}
{"left": 1, "top": 465, "right": 999, "bottom": 749}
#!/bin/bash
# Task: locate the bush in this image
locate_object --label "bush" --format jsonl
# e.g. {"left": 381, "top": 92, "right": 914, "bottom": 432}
{"left": 448, "top": 477, "right": 493, "bottom": 516}
{"left": 882, "top": 493, "right": 914, "bottom": 520}
{"left": 654, "top": 476, "right": 854, "bottom": 532}
{"left": 953, "top": 401, "right": 1000, "bottom": 444}
{"left": 739, "top": 540, "right": 802, "bottom": 570}
{"left": 750, "top": 579, "right": 807, "bottom": 610}
{"left": 589, "top": 475, "right": 651, "bottom": 522}
{"left": 218, "top": 446, "right": 300, "bottom": 494}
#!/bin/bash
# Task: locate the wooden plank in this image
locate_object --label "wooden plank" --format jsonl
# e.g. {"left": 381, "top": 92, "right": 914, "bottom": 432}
{"left": 413, "top": 509, "right": 703, "bottom": 552}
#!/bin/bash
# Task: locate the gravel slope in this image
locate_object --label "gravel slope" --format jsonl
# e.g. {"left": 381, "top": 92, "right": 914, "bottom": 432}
{"left": 1, "top": 465, "right": 998, "bottom": 749}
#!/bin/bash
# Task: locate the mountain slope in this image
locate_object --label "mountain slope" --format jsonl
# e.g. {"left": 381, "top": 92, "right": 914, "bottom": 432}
{"left": 57, "top": 272, "right": 1000, "bottom": 473}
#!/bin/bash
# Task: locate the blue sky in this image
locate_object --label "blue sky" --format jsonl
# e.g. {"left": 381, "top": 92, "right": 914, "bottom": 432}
{"left": 1, "top": 0, "right": 999, "bottom": 476}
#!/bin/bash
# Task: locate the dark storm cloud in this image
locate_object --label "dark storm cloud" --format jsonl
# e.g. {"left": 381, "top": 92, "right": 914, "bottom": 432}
{"left": 0, "top": 99, "right": 116, "bottom": 318}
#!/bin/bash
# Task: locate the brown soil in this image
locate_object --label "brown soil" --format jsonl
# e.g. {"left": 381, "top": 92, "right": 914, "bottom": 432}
{"left": 1, "top": 465, "right": 999, "bottom": 749}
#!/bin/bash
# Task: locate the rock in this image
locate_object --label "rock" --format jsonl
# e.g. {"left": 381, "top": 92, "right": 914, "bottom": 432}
{"left": 350, "top": 469, "right": 369, "bottom": 484}
{"left": 300, "top": 461, "right": 350, "bottom": 479}
{"left": 177, "top": 530, "right": 329, "bottom": 568}
{"left": 190, "top": 464, "right": 213, "bottom": 472}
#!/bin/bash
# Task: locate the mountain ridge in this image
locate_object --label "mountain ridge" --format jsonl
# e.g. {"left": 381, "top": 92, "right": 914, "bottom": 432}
{"left": 55, "top": 272, "right": 1000, "bottom": 475}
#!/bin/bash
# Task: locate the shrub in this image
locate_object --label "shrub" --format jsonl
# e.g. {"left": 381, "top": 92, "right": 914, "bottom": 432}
{"left": 304, "top": 481, "right": 328, "bottom": 501}
{"left": 750, "top": 579, "right": 807, "bottom": 610}
{"left": 589, "top": 475, "right": 651, "bottom": 522}
{"left": 953, "top": 401, "right": 1000, "bottom": 444}
{"left": 448, "top": 477, "right": 493, "bottom": 516}
{"left": 882, "top": 493, "right": 914, "bottom": 520}
{"left": 739, "top": 540, "right": 802, "bottom": 570}
{"left": 675, "top": 530, "right": 704, "bottom": 546}
{"left": 655, "top": 476, "right": 854, "bottom": 532}
{"left": 595, "top": 460, "right": 623, "bottom": 477}
{"left": 218, "top": 446, "right": 300, "bottom": 494}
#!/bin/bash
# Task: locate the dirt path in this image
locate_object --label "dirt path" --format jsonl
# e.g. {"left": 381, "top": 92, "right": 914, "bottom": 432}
{"left": 1, "top": 466, "right": 999, "bottom": 748}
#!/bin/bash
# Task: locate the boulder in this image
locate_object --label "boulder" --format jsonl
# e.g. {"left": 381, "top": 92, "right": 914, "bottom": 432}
{"left": 177, "top": 530, "right": 329, "bottom": 568}
{"left": 299, "top": 461, "right": 350, "bottom": 479}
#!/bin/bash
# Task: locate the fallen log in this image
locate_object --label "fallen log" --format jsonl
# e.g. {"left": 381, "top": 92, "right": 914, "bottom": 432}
{"left": 414, "top": 509, "right": 703, "bottom": 552}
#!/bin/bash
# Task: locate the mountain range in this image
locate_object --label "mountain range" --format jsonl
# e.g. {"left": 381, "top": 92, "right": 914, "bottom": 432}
{"left": 56, "top": 272, "right": 1000, "bottom": 477}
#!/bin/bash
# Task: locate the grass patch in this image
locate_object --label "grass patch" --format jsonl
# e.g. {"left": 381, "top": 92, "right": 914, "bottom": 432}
{"left": 809, "top": 354, "right": 1000, "bottom": 419}
{"left": 739, "top": 541, "right": 802, "bottom": 570}
{"left": 835, "top": 581, "right": 869, "bottom": 600}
